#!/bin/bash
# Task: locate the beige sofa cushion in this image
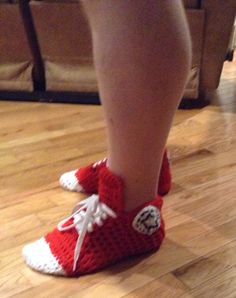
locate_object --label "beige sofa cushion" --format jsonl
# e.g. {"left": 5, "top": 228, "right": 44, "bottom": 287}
{"left": 201, "top": 0, "right": 236, "bottom": 89}
{"left": 30, "top": 2, "right": 92, "bottom": 61}
{"left": 0, "top": 62, "right": 33, "bottom": 91}
{"left": 184, "top": 9, "right": 205, "bottom": 98}
{"left": 30, "top": 2, "right": 206, "bottom": 98}
{"left": 46, "top": 59, "right": 97, "bottom": 92}
{"left": 185, "top": 66, "right": 200, "bottom": 99}
{"left": 0, "top": 4, "right": 33, "bottom": 91}
{"left": 30, "top": 1, "right": 93, "bottom": 91}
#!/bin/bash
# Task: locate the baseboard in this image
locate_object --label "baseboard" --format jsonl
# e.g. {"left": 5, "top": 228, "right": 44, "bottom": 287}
{"left": 179, "top": 98, "right": 209, "bottom": 109}
{"left": 0, "top": 91, "right": 101, "bottom": 105}
{"left": 0, "top": 91, "right": 210, "bottom": 109}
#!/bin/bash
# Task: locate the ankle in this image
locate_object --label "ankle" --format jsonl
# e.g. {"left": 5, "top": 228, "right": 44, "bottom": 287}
{"left": 124, "top": 190, "right": 156, "bottom": 212}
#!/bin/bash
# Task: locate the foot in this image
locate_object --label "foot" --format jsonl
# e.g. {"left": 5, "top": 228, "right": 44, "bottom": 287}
{"left": 59, "top": 158, "right": 107, "bottom": 194}
{"left": 59, "top": 151, "right": 171, "bottom": 196}
{"left": 23, "top": 167, "right": 165, "bottom": 276}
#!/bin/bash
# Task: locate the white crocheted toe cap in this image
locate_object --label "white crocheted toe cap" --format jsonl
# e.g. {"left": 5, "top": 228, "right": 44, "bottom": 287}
{"left": 59, "top": 170, "right": 83, "bottom": 192}
{"left": 22, "top": 237, "right": 66, "bottom": 276}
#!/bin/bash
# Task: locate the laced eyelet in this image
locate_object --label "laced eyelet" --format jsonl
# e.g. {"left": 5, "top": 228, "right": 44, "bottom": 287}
{"left": 57, "top": 194, "right": 116, "bottom": 272}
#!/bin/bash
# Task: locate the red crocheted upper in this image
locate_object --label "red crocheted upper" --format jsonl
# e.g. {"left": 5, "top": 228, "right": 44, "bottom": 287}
{"left": 75, "top": 160, "right": 107, "bottom": 194}
{"left": 75, "top": 150, "right": 171, "bottom": 196}
{"left": 45, "top": 167, "right": 165, "bottom": 276}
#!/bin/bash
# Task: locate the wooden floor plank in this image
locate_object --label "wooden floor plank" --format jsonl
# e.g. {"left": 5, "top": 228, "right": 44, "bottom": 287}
{"left": 173, "top": 240, "right": 236, "bottom": 289}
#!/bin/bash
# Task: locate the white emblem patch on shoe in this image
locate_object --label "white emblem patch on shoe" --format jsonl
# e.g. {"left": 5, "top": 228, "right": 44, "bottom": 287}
{"left": 132, "top": 206, "right": 161, "bottom": 235}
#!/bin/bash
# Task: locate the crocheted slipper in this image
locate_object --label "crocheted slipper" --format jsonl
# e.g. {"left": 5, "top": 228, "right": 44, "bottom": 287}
{"left": 23, "top": 167, "right": 165, "bottom": 277}
{"left": 59, "top": 151, "right": 171, "bottom": 196}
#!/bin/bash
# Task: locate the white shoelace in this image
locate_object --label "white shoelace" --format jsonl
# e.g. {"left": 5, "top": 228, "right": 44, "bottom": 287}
{"left": 92, "top": 158, "right": 107, "bottom": 168}
{"left": 57, "top": 194, "right": 117, "bottom": 272}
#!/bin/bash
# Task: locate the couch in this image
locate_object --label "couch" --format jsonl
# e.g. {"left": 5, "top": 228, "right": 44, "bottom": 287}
{"left": 0, "top": 0, "right": 235, "bottom": 106}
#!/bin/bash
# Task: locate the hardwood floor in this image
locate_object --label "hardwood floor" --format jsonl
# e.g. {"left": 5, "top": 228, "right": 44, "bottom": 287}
{"left": 0, "top": 58, "right": 235, "bottom": 298}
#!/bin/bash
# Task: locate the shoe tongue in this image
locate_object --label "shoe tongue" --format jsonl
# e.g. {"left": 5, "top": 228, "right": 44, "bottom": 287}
{"left": 98, "top": 167, "right": 124, "bottom": 213}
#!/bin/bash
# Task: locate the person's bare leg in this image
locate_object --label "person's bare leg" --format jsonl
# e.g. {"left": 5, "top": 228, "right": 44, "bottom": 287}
{"left": 22, "top": 0, "right": 192, "bottom": 277}
{"left": 82, "top": 0, "right": 191, "bottom": 211}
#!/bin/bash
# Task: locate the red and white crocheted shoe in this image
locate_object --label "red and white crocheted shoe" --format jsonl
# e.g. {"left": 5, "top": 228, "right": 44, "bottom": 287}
{"left": 60, "top": 151, "right": 171, "bottom": 196}
{"left": 23, "top": 167, "right": 165, "bottom": 276}
{"left": 59, "top": 158, "right": 107, "bottom": 194}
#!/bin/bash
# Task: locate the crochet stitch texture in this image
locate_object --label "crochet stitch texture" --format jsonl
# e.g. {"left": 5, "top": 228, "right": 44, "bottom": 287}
{"left": 23, "top": 167, "right": 165, "bottom": 276}
{"left": 60, "top": 150, "right": 171, "bottom": 196}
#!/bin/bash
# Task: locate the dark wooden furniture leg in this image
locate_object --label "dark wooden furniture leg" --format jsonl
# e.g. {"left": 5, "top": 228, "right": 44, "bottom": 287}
{"left": 19, "top": 0, "right": 45, "bottom": 91}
